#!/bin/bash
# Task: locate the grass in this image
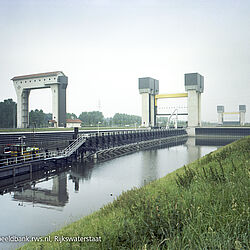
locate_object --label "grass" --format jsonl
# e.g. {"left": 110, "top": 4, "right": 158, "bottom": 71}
{"left": 21, "top": 136, "right": 250, "bottom": 249}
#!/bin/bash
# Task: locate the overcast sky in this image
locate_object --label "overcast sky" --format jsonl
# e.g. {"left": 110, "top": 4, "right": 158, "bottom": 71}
{"left": 0, "top": 0, "right": 249, "bottom": 122}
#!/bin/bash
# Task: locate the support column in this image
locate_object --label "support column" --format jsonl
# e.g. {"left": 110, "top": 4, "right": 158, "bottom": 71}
{"left": 51, "top": 85, "right": 59, "bottom": 127}
{"left": 239, "top": 105, "right": 246, "bottom": 126}
{"left": 22, "top": 89, "right": 30, "bottom": 128}
{"left": 139, "top": 77, "right": 159, "bottom": 128}
{"left": 218, "top": 113, "right": 223, "bottom": 125}
{"left": 141, "top": 93, "right": 150, "bottom": 127}
{"left": 16, "top": 89, "right": 30, "bottom": 128}
{"left": 150, "top": 94, "right": 156, "bottom": 127}
{"left": 217, "top": 106, "right": 224, "bottom": 125}
{"left": 198, "top": 92, "right": 201, "bottom": 126}
{"left": 240, "top": 112, "right": 245, "bottom": 126}
{"left": 185, "top": 73, "right": 204, "bottom": 128}
{"left": 187, "top": 90, "right": 201, "bottom": 127}
{"left": 16, "top": 90, "right": 22, "bottom": 128}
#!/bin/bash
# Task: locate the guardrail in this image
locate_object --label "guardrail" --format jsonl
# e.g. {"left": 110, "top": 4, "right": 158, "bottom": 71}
{"left": 61, "top": 134, "right": 87, "bottom": 157}
{"left": 0, "top": 150, "right": 60, "bottom": 167}
{"left": 0, "top": 134, "right": 88, "bottom": 167}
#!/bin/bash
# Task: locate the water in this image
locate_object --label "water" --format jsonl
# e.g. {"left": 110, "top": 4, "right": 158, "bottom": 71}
{"left": 0, "top": 137, "right": 235, "bottom": 249}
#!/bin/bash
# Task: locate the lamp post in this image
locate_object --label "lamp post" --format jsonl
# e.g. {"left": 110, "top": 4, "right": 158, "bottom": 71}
{"left": 134, "top": 122, "right": 137, "bottom": 130}
{"left": 98, "top": 121, "right": 101, "bottom": 136}
{"left": 32, "top": 122, "right": 36, "bottom": 143}
{"left": 18, "top": 136, "right": 26, "bottom": 155}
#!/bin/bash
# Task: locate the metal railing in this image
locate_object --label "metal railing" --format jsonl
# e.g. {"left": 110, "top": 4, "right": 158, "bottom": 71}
{"left": 0, "top": 134, "right": 87, "bottom": 167}
{"left": 61, "top": 134, "right": 87, "bottom": 157}
{"left": 0, "top": 151, "right": 59, "bottom": 167}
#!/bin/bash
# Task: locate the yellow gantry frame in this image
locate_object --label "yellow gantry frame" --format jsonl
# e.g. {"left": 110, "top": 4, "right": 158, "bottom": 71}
{"left": 155, "top": 93, "right": 188, "bottom": 106}
{"left": 223, "top": 112, "right": 240, "bottom": 115}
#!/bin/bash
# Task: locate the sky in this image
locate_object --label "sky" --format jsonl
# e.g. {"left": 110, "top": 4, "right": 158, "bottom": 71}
{"left": 0, "top": 0, "right": 250, "bottom": 122}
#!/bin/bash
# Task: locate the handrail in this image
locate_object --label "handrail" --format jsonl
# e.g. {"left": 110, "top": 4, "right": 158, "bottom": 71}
{"left": 61, "top": 134, "right": 86, "bottom": 157}
{"left": 0, "top": 151, "right": 59, "bottom": 167}
{"left": 0, "top": 134, "right": 87, "bottom": 167}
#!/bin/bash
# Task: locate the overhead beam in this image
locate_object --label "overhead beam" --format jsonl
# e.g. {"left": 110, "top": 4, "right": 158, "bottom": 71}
{"left": 155, "top": 93, "right": 188, "bottom": 106}
{"left": 223, "top": 112, "right": 240, "bottom": 115}
{"left": 156, "top": 113, "right": 188, "bottom": 116}
{"left": 155, "top": 93, "right": 188, "bottom": 99}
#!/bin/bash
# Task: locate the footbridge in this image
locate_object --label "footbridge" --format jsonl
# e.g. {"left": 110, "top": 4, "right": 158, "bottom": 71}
{"left": 0, "top": 128, "right": 187, "bottom": 179}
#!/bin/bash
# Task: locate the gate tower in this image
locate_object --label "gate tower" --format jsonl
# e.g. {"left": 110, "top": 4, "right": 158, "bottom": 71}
{"left": 138, "top": 73, "right": 204, "bottom": 129}
{"left": 12, "top": 71, "right": 68, "bottom": 128}
{"left": 184, "top": 73, "right": 204, "bottom": 127}
{"left": 138, "top": 77, "right": 159, "bottom": 127}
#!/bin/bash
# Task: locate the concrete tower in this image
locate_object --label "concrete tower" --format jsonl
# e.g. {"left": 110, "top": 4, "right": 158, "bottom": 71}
{"left": 138, "top": 77, "right": 159, "bottom": 127}
{"left": 217, "top": 105, "right": 224, "bottom": 125}
{"left": 185, "top": 73, "right": 204, "bottom": 127}
{"left": 12, "top": 71, "right": 68, "bottom": 128}
{"left": 239, "top": 105, "right": 246, "bottom": 126}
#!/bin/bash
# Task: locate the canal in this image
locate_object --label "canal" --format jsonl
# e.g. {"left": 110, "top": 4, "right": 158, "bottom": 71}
{"left": 0, "top": 137, "right": 236, "bottom": 249}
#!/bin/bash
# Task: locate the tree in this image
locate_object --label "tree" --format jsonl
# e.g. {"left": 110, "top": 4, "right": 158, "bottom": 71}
{"left": 103, "top": 117, "right": 113, "bottom": 127}
{"left": 157, "top": 117, "right": 168, "bottom": 127}
{"left": 79, "top": 111, "right": 104, "bottom": 126}
{"left": 29, "top": 109, "right": 51, "bottom": 127}
{"left": 66, "top": 113, "right": 77, "bottom": 120}
{"left": 0, "top": 99, "right": 17, "bottom": 128}
{"left": 112, "top": 113, "right": 141, "bottom": 126}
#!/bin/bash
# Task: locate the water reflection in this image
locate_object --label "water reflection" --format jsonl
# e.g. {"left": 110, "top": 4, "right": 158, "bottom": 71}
{"left": 141, "top": 150, "right": 158, "bottom": 185}
{"left": 68, "top": 162, "right": 94, "bottom": 193}
{"left": 13, "top": 173, "right": 68, "bottom": 208}
{"left": 185, "top": 137, "right": 202, "bottom": 163}
{"left": 195, "top": 137, "right": 237, "bottom": 146}
{"left": 140, "top": 137, "right": 188, "bottom": 185}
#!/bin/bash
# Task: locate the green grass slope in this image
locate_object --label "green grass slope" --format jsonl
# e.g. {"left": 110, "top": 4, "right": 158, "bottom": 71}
{"left": 21, "top": 136, "right": 250, "bottom": 249}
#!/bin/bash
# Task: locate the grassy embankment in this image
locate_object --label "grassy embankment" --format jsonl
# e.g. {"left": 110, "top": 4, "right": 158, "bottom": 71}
{"left": 22, "top": 136, "right": 250, "bottom": 249}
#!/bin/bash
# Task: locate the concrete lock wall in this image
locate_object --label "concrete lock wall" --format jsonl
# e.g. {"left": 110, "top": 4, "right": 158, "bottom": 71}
{"left": 12, "top": 71, "right": 68, "bottom": 128}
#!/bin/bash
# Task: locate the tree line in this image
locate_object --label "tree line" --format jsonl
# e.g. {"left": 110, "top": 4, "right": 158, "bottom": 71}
{"left": 77, "top": 111, "right": 141, "bottom": 127}
{"left": 0, "top": 99, "right": 17, "bottom": 128}
{"left": 0, "top": 99, "right": 141, "bottom": 128}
